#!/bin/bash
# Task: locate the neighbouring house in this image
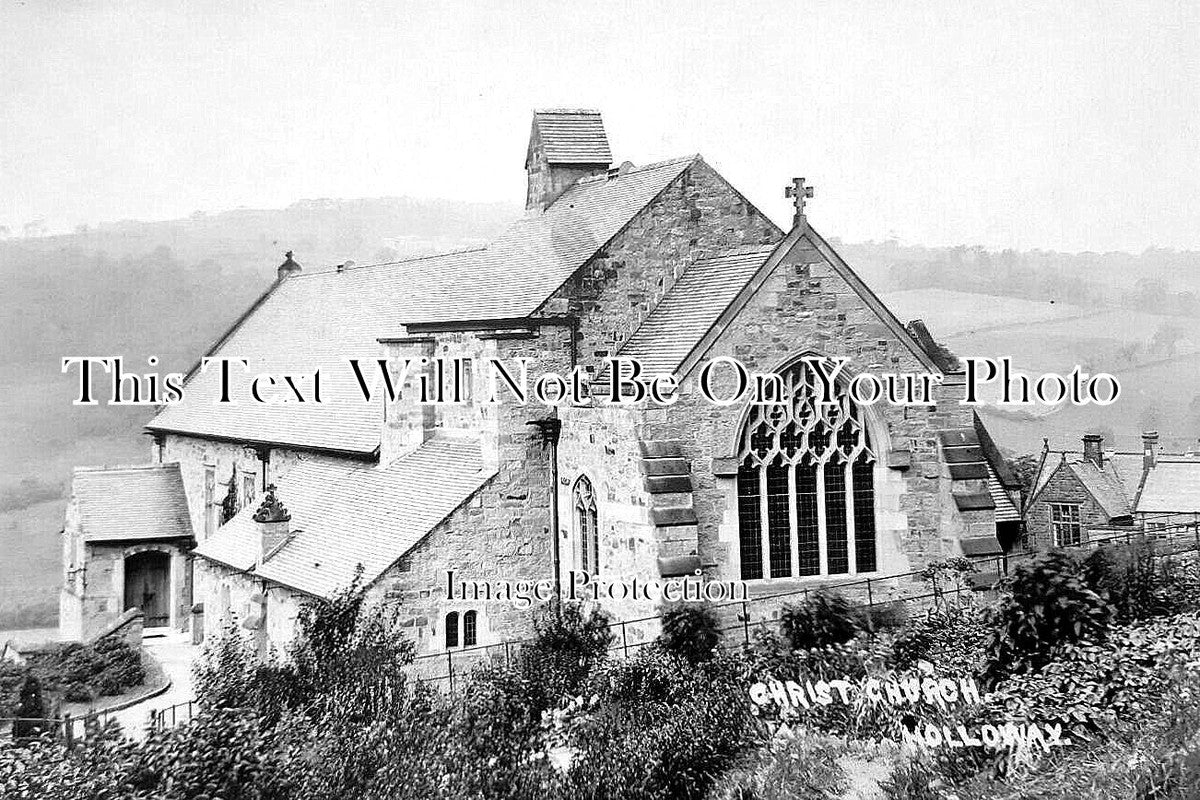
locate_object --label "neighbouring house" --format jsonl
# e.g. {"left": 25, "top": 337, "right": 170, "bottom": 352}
{"left": 59, "top": 464, "right": 194, "bottom": 641}
{"left": 64, "top": 109, "right": 1020, "bottom": 655}
{"left": 1024, "top": 431, "right": 1200, "bottom": 548}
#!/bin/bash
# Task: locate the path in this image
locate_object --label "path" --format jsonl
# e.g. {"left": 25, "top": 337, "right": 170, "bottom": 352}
{"left": 109, "top": 629, "right": 197, "bottom": 739}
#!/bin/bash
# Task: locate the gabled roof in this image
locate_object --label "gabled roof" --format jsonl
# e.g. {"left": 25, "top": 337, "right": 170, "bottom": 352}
{"left": 194, "top": 436, "right": 494, "bottom": 597}
{"left": 661, "top": 225, "right": 942, "bottom": 382}
{"left": 1135, "top": 459, "right": 1200, "bottom": 514}
{"left": 527, "top": 109, "right": 612, "bottom": 165}
{"left": 1028, "top": 451, "right": 1137, "bottom": 519}
{"left": 616, "top": 244, "right": 776, "bottom": 375}
{"left": 147, "top": 156, "right": 697, "bottom": 453}
{"left": 72, "top": 463, "right": 193, "bottom": 542}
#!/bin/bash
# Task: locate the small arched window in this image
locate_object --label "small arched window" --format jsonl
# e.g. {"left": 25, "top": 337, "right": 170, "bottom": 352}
{"left": 574, "top": 476, "right": 599, "bottom": 575}
{"left": 445, "top": 611, "right": 459, "bottom": 649}
{"left": 736, "top": 358, "right": 878, "bottom": 579}
{"left": 463, "top": 610, "right": 477, "bottom": 647}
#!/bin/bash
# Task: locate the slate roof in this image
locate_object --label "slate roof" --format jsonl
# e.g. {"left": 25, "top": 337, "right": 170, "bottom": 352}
{"left": 147, "top": 156, "right": 697, "bottom": 453}
{"left": 529, "top": 109, "right": 612, "bottom": 164}
{"left": 616, "top": 244, "right": 777, "bottom": 375}
{"left": 1135, "top": 459, "right": 1200, "bottom": 514}
{"left": 72, "top": 464, "right": 193, "bottom": 542}
{"left": 987, "top": 462, "right": 1021, "bottom": 522}
{"left": 193, "top": 436, "right": 494, "bottom": 597}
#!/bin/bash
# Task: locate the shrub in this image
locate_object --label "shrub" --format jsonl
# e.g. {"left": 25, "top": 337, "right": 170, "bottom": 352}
{"left": 12, "top": 674, "right": 48, "bottom": 738}
{"left": 1083, "top": 539, "right": 1200, "bottom": 622}
{"left": 517, "top": 600, "right": 613, "bottom": 712}
{"left": 1082, "top": 539, "right": 1158, "bottom": 620}
{"left": 708, "top": 728, "right": 848, "bottom": 800}
{"left": 559, "top": 650, "right": 759, "bottom": 800}
{"left": 658, "top": 603, "right": 721, "bottom": 664}
{"left": 779, "top": 589, "right": 860, "bottom": 651}
{"left": 986, "top": 550, "right": 1110, "bottom": 681}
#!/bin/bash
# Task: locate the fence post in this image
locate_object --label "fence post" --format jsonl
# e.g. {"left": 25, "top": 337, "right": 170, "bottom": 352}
{"left": 63, "top": 712, "right": 74, "bottom": 750}
{"left": 621, "top": 621, "right": 629, "bottom": 659}
{"left": 741, "top": 601, "right": 750, "bottom": 646}
{"left": 866, "top": 578, "right": 874, "bottom": 608}
{"left": 447, "top": 651, "right": 454, "bottom": 694}
{"left": 504, "top": 641, "right": 511, "bottom": 669}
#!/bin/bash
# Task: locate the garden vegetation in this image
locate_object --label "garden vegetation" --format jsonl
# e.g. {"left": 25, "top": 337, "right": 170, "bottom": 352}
{"left": 2, "top": 539, "right": 1199, "bottom": 799}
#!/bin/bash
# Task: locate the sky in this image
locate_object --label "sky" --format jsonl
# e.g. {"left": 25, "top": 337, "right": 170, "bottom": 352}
{"left": 1, "top": 0, "right": 1197, "bottom": 253}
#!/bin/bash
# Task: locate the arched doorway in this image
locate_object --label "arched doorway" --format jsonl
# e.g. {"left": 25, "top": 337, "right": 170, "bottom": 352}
{"left": 124, "top": 551, "right": 171, "bottom": 627}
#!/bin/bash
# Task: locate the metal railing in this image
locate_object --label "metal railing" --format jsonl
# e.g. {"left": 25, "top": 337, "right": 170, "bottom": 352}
{"left": 145, "top": 518, "right": 1200, "bottom": 723}
{"left": 0, "top": 708, "right": 119, "bottom": 749}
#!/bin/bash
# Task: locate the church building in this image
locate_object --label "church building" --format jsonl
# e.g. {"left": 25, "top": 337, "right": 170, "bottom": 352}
{"left": 61, "top": 110, "right": 1019, "bottom": 652}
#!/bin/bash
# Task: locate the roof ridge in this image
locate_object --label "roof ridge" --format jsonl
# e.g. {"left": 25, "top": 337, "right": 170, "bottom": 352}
{"left": 569, "top": 154, "right": 699, "bottom": 188}
{"left": 292, "top": 246, "right": 491, "bottom": 277}
{"left": 75, "top": 463, "right": 180, "bottom": 473}
{"left": 534, "top": 107, "right": 602, "bottom": 115}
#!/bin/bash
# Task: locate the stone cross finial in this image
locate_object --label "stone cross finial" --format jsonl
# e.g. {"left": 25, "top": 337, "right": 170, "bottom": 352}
{"left": 785, "top": 177, "right": 814, "bottom": 227}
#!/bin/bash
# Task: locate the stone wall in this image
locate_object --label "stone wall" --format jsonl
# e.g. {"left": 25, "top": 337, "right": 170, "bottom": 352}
{"left": 582, "top": 232, "right": 988, "bottom": 600}
{"left": 537, "top": 158, "right": 781, "bottom": 379}
{"left": 160, "top": 434, "right": 346, "bottom": 542}
{"left": 59, "top": 538, "right": 189, "bottom": 641}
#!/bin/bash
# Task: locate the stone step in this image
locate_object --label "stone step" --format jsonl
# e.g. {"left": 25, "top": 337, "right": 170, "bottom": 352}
{"left": 643, "top": 474, "right": 693, "bottom": 494}
{"left": 639, "top": 440, "right": 685, "bottom": 459}
{"left": 642, "top": 458, "right": 689, "bottom": 477}
{"left": 650, "top": 506, "right": 697, "bottom": 527}
{"left": 648, "top": 491, "right": 694, "bottom": 512}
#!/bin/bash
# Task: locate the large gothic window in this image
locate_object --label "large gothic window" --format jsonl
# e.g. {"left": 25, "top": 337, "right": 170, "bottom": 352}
{"left": 736, "top": 359, "right": 878, "bottom": 580}
{"left": 574, "top": 476, "right": 600, "bottom": 575}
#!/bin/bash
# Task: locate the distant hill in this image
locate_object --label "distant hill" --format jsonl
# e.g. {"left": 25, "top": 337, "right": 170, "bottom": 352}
{"left": 1, "top": 203, "right": 1198, "bottom": 628}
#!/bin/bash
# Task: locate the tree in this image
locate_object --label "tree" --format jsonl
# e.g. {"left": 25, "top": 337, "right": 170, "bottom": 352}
{"left": 12, "top": 673, "right": 48, "bottom": 738}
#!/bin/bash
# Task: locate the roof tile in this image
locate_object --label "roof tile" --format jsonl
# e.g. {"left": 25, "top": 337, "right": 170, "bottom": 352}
{"left": 148, "top": 157, "right": 696, "bottom": 452}
{"left": 72, "top": 464, "right": 193, "bottom": 542}
{"left": 193, "top": 436, "right": 494, "bottom": 597}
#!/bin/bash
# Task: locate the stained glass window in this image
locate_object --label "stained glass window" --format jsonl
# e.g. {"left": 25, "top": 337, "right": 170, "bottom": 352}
{"left": 736, "top": 359, "right": 878, "bottom": 579}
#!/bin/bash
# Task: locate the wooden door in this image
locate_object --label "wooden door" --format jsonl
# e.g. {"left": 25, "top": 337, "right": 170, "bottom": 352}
{"left": 124, "top": 551, "right": 170, "bottom": 627}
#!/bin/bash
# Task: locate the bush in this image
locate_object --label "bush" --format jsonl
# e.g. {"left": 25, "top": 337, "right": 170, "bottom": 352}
{"left": 708, "top": 728, "right": 848, "bottom": 800}
{"left": 559, "top": 650, "right": 759, "bottom": 800}
{"left": 779, "top": 589, "right": 860, "bottom": 651}
{"left": 986, "top": 550, "right": 1111, "bottom": 681}
{"left": 517, "top": 600, "right": 613, "bottom": 712}
{"left": 1083, "top": 539, "right": 1200, "bottom": 621}
{"left": 658, "top": 603, "right": 721, "bottom": 664}
{"left": 12, "top": 674, "right": 48, "bottom": 738}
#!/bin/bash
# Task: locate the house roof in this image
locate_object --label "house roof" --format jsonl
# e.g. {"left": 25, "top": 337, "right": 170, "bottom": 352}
{"left": 147, "top": 156, "right": 697, "bottom": 453}
{"left": 528, "top": 109, "right": 612, "bottom": 165}
{"left": 1029, "top": 451, "right": 1138, "bottom": 519}
{"left": 193, "top": 435, "right": 494, "bottom": 597}
{"left": 616, "top": 244, "right": 777, "bottom": 375}
{"left": 72, "top": 463, "right": 193, "bottom": 543}
{"left": 1135, "top": 459, "right": 1200, "bottom": 514}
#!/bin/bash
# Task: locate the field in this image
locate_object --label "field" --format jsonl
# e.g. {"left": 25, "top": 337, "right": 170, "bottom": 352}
{"left": 880, "top": 289, "right": 1200, "bottom": 456}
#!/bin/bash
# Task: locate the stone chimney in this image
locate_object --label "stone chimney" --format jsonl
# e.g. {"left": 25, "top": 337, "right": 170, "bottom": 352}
{"left": 252, "top": 484, "right": 291, "bottom": 565}
{"left": 1143, "top": 430, "right": 1160, "bottom": 471}
{"left": 525, "top": 109, "right": 612, "bottom": 211}
{"left": 1082, "top": 433, "right": 1104, "bottom": 468}
{"left": 277, "top": 250, "right": 302, "bottom": 281}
